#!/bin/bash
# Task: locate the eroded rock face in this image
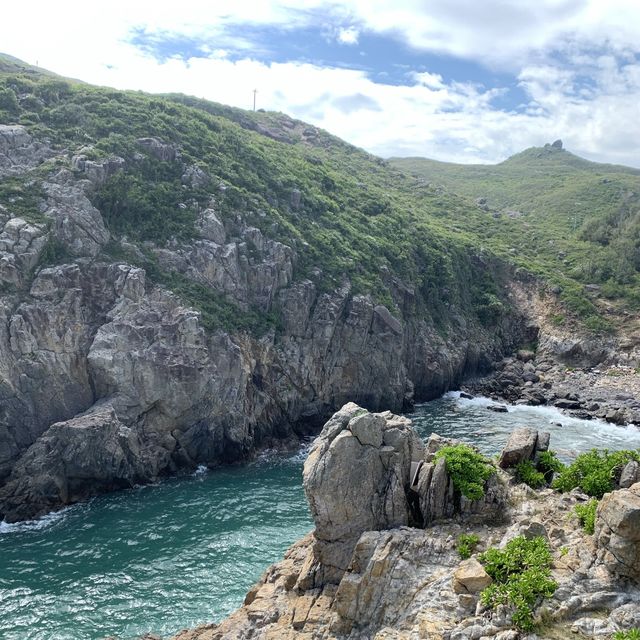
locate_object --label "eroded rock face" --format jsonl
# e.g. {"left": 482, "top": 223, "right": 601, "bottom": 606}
{"left": 0, "top": 130, "right": 529, "bottom": 523}
{"left": 301, "top": 404, "right": 424, "bottom": 584}
{"left": 0, "top": 124, "right": 52, "bottom": 177}
{"left": 594, "top": 482, "right": 640, "bottom": 580}
{"left": 175, "top": 426, "right": 640, "bottom": 640}
{"left": 0, "top": 404, "right": 164, "bottom": 522}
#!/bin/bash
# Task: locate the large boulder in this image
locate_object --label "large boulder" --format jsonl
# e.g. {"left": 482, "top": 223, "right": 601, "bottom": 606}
{"left": 498, "top": 427, "right": 539, "bottom": 468}
{"left": 0, "top": 404, "right": 165, "bottom": 522}
{"left": 594, "top": 483, "right": 640, "bottom": 581}
{"left": 452, "top": 558, "right": 493, "bottom": 594}
{"left": 301, "top": 403, "right": 424, "bottom": 585}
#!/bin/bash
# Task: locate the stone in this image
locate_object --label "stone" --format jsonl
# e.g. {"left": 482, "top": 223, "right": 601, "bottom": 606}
{"left": 136, "top": 137, "right": 178, "bottom": 161}
{"left": 452, "top": 558, "right": 492, "bottom": 594}
{"left": 498, "top": 428, "right": 538, "bottom": 468}
{"left": 302, "top": 405, "right": 423, "bottom": 583}
{"left": 619, "top": 461, "right": 639, "bottom": 489}
{"left": 487, "top": 404, "right": 508, "bottom": 413}
{"left": 594, "top": 483, "right": 640, "bottom": 580}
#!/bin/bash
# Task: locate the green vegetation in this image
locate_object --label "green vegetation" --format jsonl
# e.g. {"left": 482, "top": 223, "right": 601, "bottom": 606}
{"left": 480, "top": 535, "right": 557, "bottom": 631}
{"left": 391, "top": 146, "right": 640, "bottom": 330}
{"left": 553, "top": 449, "right": 639, "bottom": 498}
{"left": 516, "top": 460, "right": 546, "bottom": 489}
{"left": 0, "top": 176, "right": 46, "bottom": 223}
{"left": 574, "top": 498, "right": 598, "bottom": 535}
{"left": 1, "top": 55, "right": 637, "bottom": 336}
{"left": 0, "top": 60, "right": 520, "bottom": 334}
{"left": 434, "top": 444, "right": 495, "bottom": 500}
{"left": 516, "top": 451, "right": 563, "bottom": 489}
{"left": 613, "top": 630, "right": 640, "bottom": 640}
{"left": 457, "top": 533, "right": 480, "bottom": 559}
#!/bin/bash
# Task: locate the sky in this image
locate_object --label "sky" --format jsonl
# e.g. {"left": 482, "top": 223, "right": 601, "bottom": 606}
{"left": 2, "top": 1, "right": 640, "bottom": 167}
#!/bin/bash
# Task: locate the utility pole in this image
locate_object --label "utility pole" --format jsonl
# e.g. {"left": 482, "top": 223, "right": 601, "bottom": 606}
{"left": 253, "top": 89, "right": 257, "bottom": 112}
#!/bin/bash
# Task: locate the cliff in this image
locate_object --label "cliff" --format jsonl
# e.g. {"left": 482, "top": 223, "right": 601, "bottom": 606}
{"left": 0, "top": 71, "right": 530, "bottom": 522}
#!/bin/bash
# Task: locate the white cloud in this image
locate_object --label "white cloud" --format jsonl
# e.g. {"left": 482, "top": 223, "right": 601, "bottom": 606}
{"left": 1, "top": 1, "right": 640, "bottom": 166}
{"left": 337, "top": 26, "right": 360, "bottom": 45}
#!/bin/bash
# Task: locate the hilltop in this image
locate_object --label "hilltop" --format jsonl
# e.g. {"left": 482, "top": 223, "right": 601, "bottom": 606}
{"left": 391, "top": 143, "right": 640, "bottom": 332}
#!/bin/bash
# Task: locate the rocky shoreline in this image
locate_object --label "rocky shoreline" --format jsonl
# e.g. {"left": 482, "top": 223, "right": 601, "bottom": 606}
{"left": 162, "top": 404, "right": 640, "bottom": 640}
{"left": 464, "top": 351, "right": 640, "bottom": 427}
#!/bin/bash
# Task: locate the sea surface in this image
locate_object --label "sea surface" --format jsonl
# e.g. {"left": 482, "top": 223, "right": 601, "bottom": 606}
{"left": 2, "top": 392, "right": 640, "bottom": 640}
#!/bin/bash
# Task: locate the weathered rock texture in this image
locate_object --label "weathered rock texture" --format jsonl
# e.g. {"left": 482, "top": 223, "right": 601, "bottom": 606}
{"left": 594, "top": 482, "right": 640, "bottom": 580}
{"left": 0, "top": 127, "right": 529, "bottom": 522}
{"left": 171, "top": 408, "right": 640, "bottom": 640}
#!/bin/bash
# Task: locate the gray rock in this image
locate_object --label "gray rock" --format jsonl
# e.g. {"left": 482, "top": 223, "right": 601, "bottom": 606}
{"left": 302, "top": 405, "right": 422, "bottom": 584}
{"left": 0, "top": 404, "right": 163, "bottom": 522}
{"left": 453, "top": 558, "right": 492, "bottom": 594}
{"left": 619, "top": 461, "right": 639, "bottom": 489}
{"left": 594, "top": 482, "right": 640, "bottom": 580}
{"left": 498, "top": 428, "right": 538, "bottom": 468}
{"left": 136, "top": 137, "right": 178, "bottom": 162}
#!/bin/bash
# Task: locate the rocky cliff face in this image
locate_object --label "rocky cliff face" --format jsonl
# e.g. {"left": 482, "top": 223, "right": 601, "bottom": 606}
{"left": 0, "top": 125, "right": 528, "bottom": 522}
{"left": 172, "top": 406, "right": 640, "bottom": 640}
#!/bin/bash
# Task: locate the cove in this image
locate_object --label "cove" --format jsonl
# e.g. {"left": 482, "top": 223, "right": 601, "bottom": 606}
{"left": 2, "top": 393, "right": 640, "bottom": 640}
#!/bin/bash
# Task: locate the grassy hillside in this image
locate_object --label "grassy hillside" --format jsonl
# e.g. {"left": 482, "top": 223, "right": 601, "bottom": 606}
{"left": 391, "top": 146, "right": 640, "bottom": 330}
{"left": 0, "top": 58, "right": 518, "bottom": 334}
{"left": 0, "top": 55, "right": 632, "bottom": 335}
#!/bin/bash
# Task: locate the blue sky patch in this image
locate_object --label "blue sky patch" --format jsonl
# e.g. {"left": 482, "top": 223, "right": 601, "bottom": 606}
{"left": 128, "top": 22, "right": 529, "bottom": 112}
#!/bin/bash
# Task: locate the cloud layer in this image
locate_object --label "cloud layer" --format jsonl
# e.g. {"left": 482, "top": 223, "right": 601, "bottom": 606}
{"left": 2, "top": 1, "right": 640, "bottom": 166}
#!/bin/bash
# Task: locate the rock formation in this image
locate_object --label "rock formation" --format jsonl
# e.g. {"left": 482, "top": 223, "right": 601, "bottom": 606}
{"left": 171, "top": 406, "right": 640, "bottom": 640}
{"left": 0, "top": 124, "right": 530, "bottom": 522}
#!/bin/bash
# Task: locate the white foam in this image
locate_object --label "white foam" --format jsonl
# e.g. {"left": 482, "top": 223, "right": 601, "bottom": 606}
{"left": 0, "top": 506, "right": 73, "bottom": 535}
{"left": 192, "top": 464, "right": 209, "bottom": 477}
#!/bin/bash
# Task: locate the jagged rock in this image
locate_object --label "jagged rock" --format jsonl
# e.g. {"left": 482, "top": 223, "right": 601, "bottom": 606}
{"left": 196, "top": 208, "right": 226, "bottom": 244}
{"left": 136, "top": 137, "right": 178, "bottom": 162}
{"left": 498, "top": 428, "right": 537, "bottom": 468}
{"left": 516, "top": 349, "right": 535, "bottom": 362}
{"left": 552, "top": 139, "right": 563, "bottom": 149}
{"left": 619, "top": 461, "right": 639, "bottom": 488}
{"left": 452, "top": 558, "right": 492, "bottom": 594}
{"left": 301, "top": 404, "right": 423, "bottom": 584}
{"left": 0, "top": 124, "right": 52, "bottom": 177}
{"left": 44, "top": 169, "right": 110, "bottom": 256}
{"left": 487, "top": 404, "right": 508, "bottom": 413}
{"left": 554, "top": 399, "right": 582, "bottom": 410}
{"left": 182, "top": 164, "right": 209, "bottom": 188}
{"left": 594, "top": 483, "right": 640, "bottom": 581}
{"left": 0, "top": 217, "right": 48, "bottom": 286}
{"left": 0, "top": 404, "right": 163, "bottom": 522}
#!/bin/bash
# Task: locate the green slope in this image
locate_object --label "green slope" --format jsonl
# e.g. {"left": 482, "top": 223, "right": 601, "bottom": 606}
{"left": 391, "top": 145, "right": 640, "bottom": 329}
{"left": 0, "top": 58, "right": 632, "bottom": 335}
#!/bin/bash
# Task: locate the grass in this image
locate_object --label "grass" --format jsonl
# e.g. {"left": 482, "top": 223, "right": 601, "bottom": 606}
{"left": 457, "top": 533, "right": 480, "bottom": 559}
{"left": 574, "top": 499, "right": 598, "bottom": 535}
{"left": 434, "top": 444, "right": 495, "bottom": 500}
{"left": 391, "top": 146, "right": 640, "bottom": 330}
{"left": 1, "top": 57, "right": 637, "bottom": 337}
{"left": 553, "top": 449, "right": 639, "bottom": 498}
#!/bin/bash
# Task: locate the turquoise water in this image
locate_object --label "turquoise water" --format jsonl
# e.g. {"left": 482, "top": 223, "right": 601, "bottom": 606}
{"left": 2, "top": 392, "right": 640, "bottom": 640}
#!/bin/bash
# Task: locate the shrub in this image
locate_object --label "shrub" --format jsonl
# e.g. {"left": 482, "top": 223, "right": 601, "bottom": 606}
{"left": 574, "top": 499, "right": 598, "bottom": 535}
{"left": 553, "top": 449, "right": 640, "bottom": 498}
{"left": 516, "top": 460, "right": 546, "bottom": 489}
{"left": 434, "top": 444, "right": 495, "bottom": 500}
{"left": 537, "top": 450, "right": 564, "bottom": 475}
{"left": 480, "top": 536, "right": 557, "bottom": 631}
{"left": 457, "top": 533, "right": 480, "bottom": 559}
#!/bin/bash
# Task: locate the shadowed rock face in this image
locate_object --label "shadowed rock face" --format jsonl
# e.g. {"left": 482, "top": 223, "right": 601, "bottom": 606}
{"left": 0, "top": 127, "right": 528, "bottom": 523}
